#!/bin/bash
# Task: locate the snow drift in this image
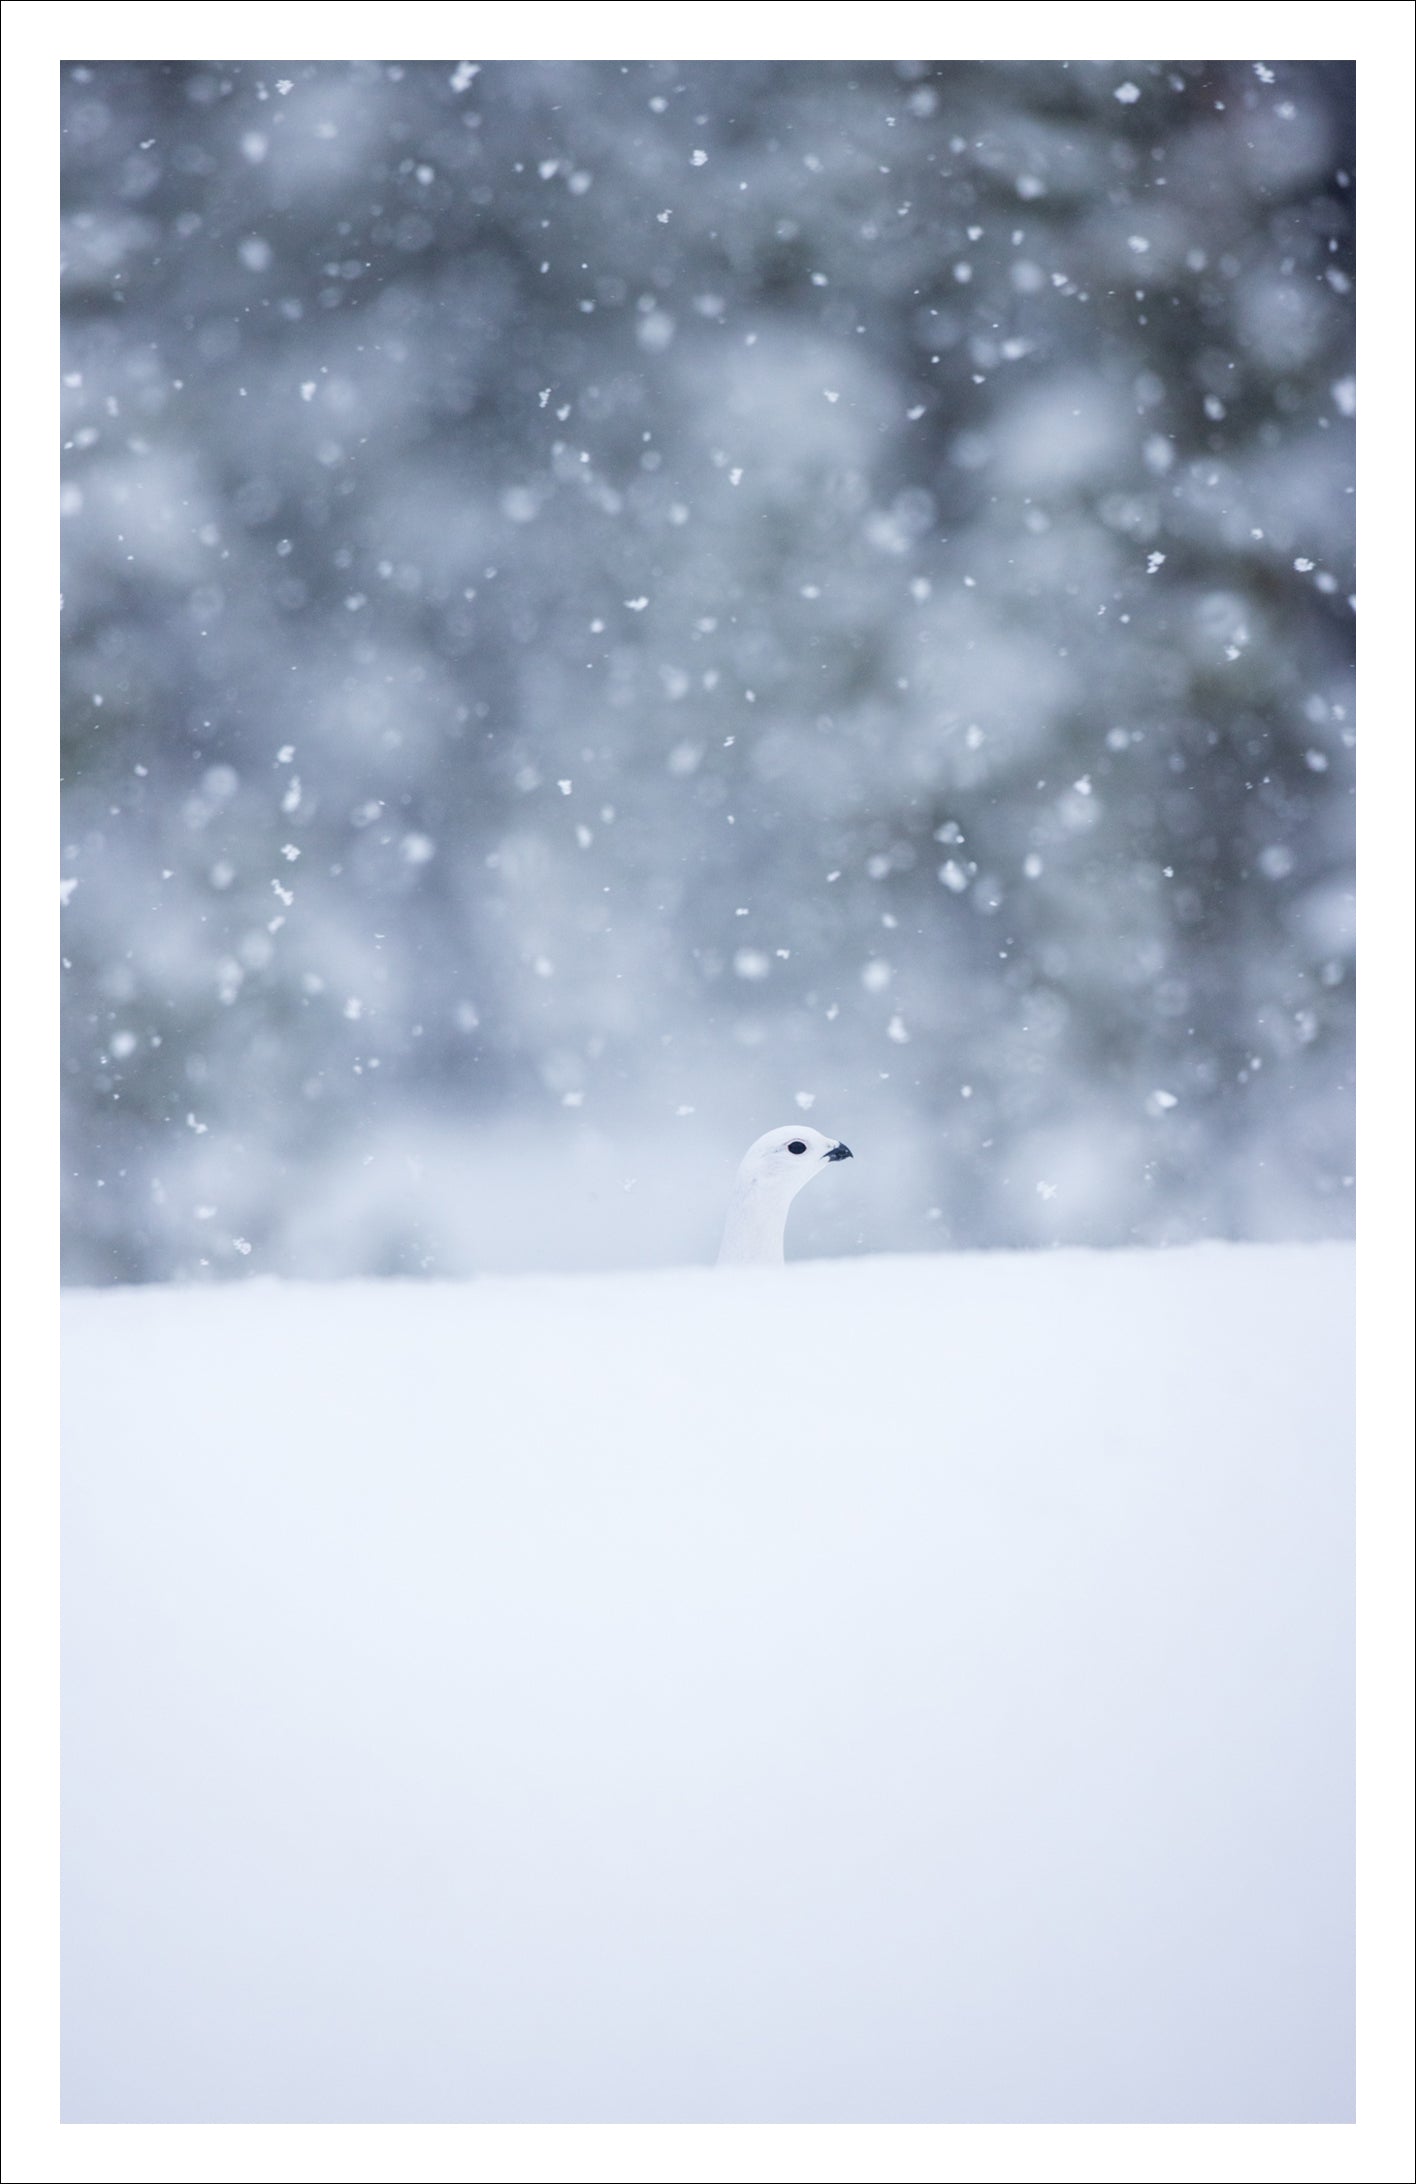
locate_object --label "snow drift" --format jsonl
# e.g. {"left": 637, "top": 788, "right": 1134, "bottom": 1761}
{"left": 61, "top": 1241, "right": 1354, "bottom": 2123}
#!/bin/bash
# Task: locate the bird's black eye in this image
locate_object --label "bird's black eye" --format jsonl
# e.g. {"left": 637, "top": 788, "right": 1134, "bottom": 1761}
{"left": 787, "top": 1140, "right": 807, "bottom": 1154}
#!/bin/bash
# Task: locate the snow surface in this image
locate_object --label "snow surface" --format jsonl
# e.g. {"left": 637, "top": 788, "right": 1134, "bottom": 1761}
{"left": 62, "top": 1241, "right": 1354, "bottom": 2124}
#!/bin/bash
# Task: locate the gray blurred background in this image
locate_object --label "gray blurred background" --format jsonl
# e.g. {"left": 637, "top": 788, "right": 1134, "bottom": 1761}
{"left": 60, "top": 58, "right": 1355, "bottom": 1283}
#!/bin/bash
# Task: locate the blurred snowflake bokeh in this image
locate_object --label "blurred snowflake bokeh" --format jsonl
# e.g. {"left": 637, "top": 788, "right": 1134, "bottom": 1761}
{"left": 61, "top": 58, "right": 1355, "bottom": 1281}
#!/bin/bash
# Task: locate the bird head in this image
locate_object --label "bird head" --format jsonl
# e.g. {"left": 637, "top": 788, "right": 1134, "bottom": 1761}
{"left": 733, "top": 1125, "right": 853, "bottom": 1205}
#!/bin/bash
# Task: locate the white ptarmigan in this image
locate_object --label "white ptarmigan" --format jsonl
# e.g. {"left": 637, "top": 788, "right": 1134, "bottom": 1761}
{"left": 716, "top": 1125, "right": 853, "bottom": 1267}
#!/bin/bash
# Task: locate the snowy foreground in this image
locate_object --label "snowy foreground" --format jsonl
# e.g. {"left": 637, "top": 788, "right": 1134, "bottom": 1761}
{"left": 62, "top": 1242, "right": 1354, "bottom": 2124}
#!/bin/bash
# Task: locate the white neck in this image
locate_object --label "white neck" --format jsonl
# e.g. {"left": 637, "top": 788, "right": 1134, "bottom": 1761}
{"left": 717, "top": 1180, "right": 792, "bottom": 1266}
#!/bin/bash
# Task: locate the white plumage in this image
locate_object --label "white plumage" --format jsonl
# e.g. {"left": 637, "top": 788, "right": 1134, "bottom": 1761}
{"left": 716, "top": 1124, "right": 853, "bottom": 1267}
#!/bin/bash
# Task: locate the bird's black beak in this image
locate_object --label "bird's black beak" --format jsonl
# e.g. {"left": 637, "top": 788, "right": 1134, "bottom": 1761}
{"left": 826, "top": 1141, "right": 853, "bottom": 1161}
